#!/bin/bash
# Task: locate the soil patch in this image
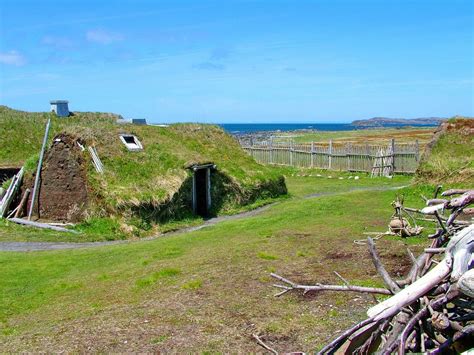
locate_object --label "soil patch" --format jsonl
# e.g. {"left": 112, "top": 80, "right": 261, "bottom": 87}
{"left": 35, "top": 133, "right": 89, "bottom": 222}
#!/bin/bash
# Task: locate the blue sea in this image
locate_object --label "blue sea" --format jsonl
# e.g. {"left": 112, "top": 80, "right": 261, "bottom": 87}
{"left": 218, "top": 123, "right": 437, "bottom": 134}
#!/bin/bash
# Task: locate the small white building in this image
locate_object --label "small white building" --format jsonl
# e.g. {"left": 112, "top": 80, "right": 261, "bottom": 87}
{"left": 50, "top": 100, "right": 70, "bottom": 117}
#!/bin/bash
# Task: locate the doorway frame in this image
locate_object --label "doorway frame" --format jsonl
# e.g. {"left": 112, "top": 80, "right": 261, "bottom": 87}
{"left": 189, "top": 163, "right": 216, "bottom": 216}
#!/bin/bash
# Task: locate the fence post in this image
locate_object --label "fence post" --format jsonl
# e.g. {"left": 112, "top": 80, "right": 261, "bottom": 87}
{"left": 415, "top": 139, "right": 420, "bottom": 162}
{"left": 328, "top": 140, "right": 333, "bottom": 170}
{"left": 391, "top": 138, "right": 395, "bottom": 175}
{"left": 310, "top": 141, "right": 314, "bottom": 168}
{"left": 290, "top": 140, "right": 293, "bottom": 166}
{"left": 366, "top": 143, "right": 370, "bottom": 173}
{"left": 269, "top": 136, "right": 273, "bottom": 164}
{"left": 346, "top": 143, "right": 351, "bottom": 171}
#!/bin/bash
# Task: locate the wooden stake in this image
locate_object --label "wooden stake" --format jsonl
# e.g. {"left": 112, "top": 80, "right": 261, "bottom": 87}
{"left": 28, "top": 118, "right": 51, "bottom": 220}
{"left": 14, "top": 188, "right": 30, "bottom": 218}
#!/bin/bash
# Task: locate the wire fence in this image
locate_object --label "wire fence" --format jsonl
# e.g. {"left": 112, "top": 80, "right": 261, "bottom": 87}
{"left": 240, "top": 139, "right": 421, "bottom": 174}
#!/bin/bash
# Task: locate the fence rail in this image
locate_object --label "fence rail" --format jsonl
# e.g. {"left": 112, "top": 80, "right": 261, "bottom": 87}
{"left": 240, "top": 139, "right": 421, "bottom": 174}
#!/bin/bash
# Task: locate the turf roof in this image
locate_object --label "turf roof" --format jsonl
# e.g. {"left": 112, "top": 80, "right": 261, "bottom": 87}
{"left": 0, "top": 105, "right": 285, "bottom": 209}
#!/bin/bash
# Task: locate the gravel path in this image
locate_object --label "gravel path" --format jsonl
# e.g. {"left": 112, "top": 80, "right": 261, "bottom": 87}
{"left": 0, "top": 185, "right": 405, "bottom": 252}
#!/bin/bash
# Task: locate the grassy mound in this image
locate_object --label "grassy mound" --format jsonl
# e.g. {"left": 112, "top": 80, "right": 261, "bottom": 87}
{"left": 0, "top": 106, "right": 286, "bottom": 228}
{"left": 415, "top": 117, "right": 473, "bottom": 186}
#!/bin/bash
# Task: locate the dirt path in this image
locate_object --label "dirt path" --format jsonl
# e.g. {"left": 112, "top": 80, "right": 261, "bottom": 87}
{"left": 0, "top": 185, "right": 405, "bottom": 252}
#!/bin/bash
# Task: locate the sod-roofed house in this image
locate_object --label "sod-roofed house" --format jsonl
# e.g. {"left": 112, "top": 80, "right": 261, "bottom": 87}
{"left": 0, "top": 106, "right": 287, "bottom": 228}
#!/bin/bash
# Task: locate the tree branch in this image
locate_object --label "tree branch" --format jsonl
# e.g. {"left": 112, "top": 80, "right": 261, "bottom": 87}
{"left": 252, "top": 334, "right": 278, "bottom": 354}
{"left": 271, "top": 273, "right": 391, "bottom": 296}
{"left": 367, "top": 237, "right": 401, "bottom": 294}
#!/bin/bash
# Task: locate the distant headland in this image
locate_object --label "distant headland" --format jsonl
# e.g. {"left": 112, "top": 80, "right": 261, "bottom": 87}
{"left": 351, "top": 117, "right": 445, "bottom": 127}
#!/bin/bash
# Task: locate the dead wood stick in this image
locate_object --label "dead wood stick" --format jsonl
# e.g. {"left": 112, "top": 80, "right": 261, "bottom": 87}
{"left": 333, "top": 271, "right": 350, "bottom": 286}
{"left": 317, "top": 317, "right": 378, "bottom": 354}
{"left": 6, "top": 205, "right": 20, "bottom": 219}
{"left": 399, "top": 288, "right": 462, "bottom": 354}
{"left": 367, "top": 237, "right": 400, "bottom": 293}
{"left": 271, "top": 273, "right": 391, "bottom": 296}
{"left": 424, "top": 248, "right": 446, "bottom": 254}
{"left": 367, "top": 259, "right": 451, "bottom": 321}
{"left": 447, "top": 190, "right": 474, "bottom": 209}
{"left": 379, "top": 311, "right": 411, "bottom": 354}
{"left": 7, "top": 218, "right": 78, "bottom": 233}
{"left": 429, "top": 324, "right": 474, "bottom": 355}
{"left": 462, "top": 207, "right": 474, "bottom": 215}
{"left": 252, "top": 334, "right": 278, "bottom": 354}
{"left": 399, "top": 306, "right": 430, "bottom": 354}
{"left": 426, "top": 198, "right": 448, "bottom": 206}
{"left": 355, "top": 319, "right": 390, "bottom": 354}
{"left": 14, "top": 188, "right": 30, "bottom": 218}
{"left": 382, "top": 291, "right": 457, "bottom": 354}
{"left": 441, "top": 189, "right": 469, "bottom": 197}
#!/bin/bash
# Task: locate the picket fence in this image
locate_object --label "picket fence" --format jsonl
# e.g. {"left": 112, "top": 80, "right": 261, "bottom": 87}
{"left": 240, "top": 139, "right": 421, "bottom": 174}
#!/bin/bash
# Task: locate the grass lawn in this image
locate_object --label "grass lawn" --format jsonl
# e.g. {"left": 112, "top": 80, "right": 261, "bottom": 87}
{"left": 0, "top": 170, "right": 410, "bottom": 243}
{"left": 0, "top": 174, "right": 439, "bottom": 352}
{"left": 274, "top": 127, "right": 435, "bottom": 145}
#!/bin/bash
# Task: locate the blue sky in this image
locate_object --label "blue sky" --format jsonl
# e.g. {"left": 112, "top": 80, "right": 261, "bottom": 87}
{"left": 0, "top": 0, "right": 472, "bottom": 123}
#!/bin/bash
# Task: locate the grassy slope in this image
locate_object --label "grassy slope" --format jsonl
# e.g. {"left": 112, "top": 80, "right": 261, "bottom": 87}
{"left": 415, "top": 118, "right": 474, "bottom": 186}
{"left": 0, "top": 105, "right": 284, "bottom": 212}
{"left": 0, "top": 175, "right": 438, "bottom": 353}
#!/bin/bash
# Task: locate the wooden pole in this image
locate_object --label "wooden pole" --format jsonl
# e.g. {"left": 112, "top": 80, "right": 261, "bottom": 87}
{"left": 14, "top": 188, "right": 30, "bottom": 218}
{"left": 366, "top": 143, "right": 370, "bottom": 172}
{"left": 290, "top": 139, "right": 293, "bottom": 166}
{"left": 391, "top": 138, "right": 395, "bottom": 175}
{"left": 415, "top": 139, "right": 420, "bottom": 162}
{"left": 8, "top": 217, "right": 77, "bottom": 233}
{"left": 310, "top": 141, "right": 314, "bottom": 168}
{"left": 346, "top": 143, "right": 351, "bottom": 171}
{"left": 269, "top": 136, "right": 273, "bottom": 164}
{"left": 328, "top": 140, "right": 333, "bottom": 170}
{"left": 28, "top": 118, "right": 51, "bottom": 220}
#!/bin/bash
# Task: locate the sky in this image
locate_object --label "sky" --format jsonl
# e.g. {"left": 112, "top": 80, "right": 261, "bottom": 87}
{"left": 0, "top": 0, "right": 473, "bottom": 123}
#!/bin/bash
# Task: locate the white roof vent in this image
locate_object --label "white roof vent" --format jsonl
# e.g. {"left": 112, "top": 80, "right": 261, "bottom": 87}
{"left": 119, "top": 134, "right": 143, "bottom": 151}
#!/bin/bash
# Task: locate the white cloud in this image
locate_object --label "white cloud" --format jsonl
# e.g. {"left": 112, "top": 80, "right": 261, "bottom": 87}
{"left": 0, "top": 50, "right": 26, "bottom": 66}
{"left": 42, "top": 35, "right": 74, "bottom": 48}
{"left": 86, "top": 29, "right": 123, "bottom": 44}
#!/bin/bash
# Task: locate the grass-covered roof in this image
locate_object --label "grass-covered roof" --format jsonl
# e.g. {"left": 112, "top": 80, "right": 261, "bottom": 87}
{"left": 415, "top": 117, "right": 473, "bottom": 186}
{"left": 0, "top": 105, "right": 285, "bottom": 212}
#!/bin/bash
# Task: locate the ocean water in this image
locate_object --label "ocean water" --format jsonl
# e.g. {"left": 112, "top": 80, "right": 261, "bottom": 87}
{"left": 218, "top": 123, "right": 437, "bottom": 134}
{"left": 219, "top": 123, "right": 353, "bottom": 134}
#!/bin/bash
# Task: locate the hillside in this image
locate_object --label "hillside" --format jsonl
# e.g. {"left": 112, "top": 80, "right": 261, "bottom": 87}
{"left": 415, "top": 117, "right": 474, "bottom": 186}
{"left": 352, "top": 117, "right": 445, "bottom": 127}
{"left": 0, "top": 106, "right": 286, "bottom": 231}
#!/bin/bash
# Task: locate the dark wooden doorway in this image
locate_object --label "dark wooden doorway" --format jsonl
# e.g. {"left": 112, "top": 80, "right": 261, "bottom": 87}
{"left": 190, "top": 164, "right": 215, "bottom": 217}
{"left": 194, "top": 168, "right": 208, "bottom": 216}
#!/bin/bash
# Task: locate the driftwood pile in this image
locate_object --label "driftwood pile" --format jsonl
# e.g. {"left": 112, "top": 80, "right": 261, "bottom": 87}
{"left": 266, "top": 188, "right": 473, "bottom": 354}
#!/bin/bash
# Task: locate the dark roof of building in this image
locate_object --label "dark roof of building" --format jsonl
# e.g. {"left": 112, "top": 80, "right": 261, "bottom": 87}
{"left": 132, "top": 118, "right": 147, "bottom": 125}
{"left": 50, "top": 100, "right": 69, "bottom": 104}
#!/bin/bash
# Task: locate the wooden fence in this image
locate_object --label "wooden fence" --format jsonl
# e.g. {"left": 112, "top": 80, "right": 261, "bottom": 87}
{"left": 240, "top": 139, "right": 421, "bottom": 174}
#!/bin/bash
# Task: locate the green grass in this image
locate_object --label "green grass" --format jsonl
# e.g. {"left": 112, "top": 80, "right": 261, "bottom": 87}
{"left": 415, "top": 118, "right": 474, "bottom": 186}
{"left": 0, "top": 168, "right": 411, "bottom": 243}
{"left": 0, "top": 176, "right": 440, "bottom": 352}
{"left": 282, "top": 168, "right": 412, "bottom": 198}
{"left": 274, "top": 127, "right": 435, "bottom": 144}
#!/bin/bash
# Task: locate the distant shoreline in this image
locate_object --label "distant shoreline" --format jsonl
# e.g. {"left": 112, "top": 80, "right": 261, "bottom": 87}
{"left": 219, "top": 122, "right": 440, "bottom": 134}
